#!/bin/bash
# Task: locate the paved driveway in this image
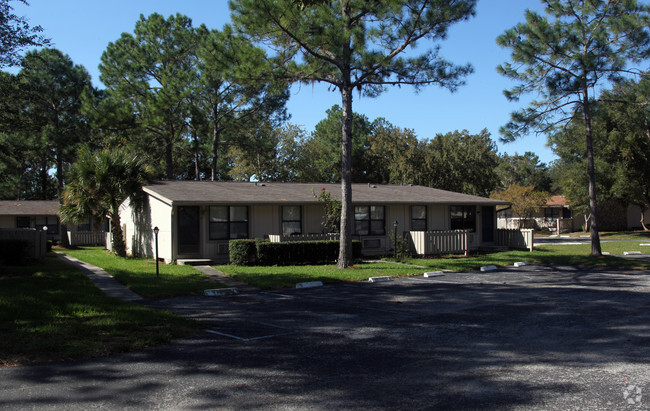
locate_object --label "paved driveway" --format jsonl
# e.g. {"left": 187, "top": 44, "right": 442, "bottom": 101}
{"left": 2, "top": 264, "right": 650, "bottom": 409}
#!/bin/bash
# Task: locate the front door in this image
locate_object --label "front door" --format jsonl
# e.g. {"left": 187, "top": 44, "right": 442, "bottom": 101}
{"left": 482, "top": 206, "right": 495, "bottom": 243}
{"left": 178, "top": 206, "right": 200, "bottom": 255}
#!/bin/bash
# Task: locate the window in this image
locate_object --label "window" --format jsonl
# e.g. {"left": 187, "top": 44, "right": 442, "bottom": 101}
{"left": 450, "top": 206, "right": 475, "bottom": 232}
{"left": 209, "top": 206, "right": 248, "bottom": 240}
{"left": 77, "top": 218, "right": 91, "bottom": 232}
{"left": 411, "top": 205, "right": 427, "bottom": 231}
{"left": 544, "top": 207, "right": 561, "bottom": 221}
{"left": 35, "top": 216, "right": 58, "bottom": 234}
{"left": 16, "top": 217, "right": 30, "bottom": 228}
{"left": 282, "top": 206, "right": 302, "bottom": 235}
{"left": 354, "top": 205, "right": 385, "bottom": 236}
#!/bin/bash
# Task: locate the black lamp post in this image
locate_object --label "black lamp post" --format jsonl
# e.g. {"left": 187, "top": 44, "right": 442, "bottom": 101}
{"left": 393, "top": 220, "right": 398, "bottom": 259}
{"left": 153, "top": 226, "right": 159, "bottom": 277}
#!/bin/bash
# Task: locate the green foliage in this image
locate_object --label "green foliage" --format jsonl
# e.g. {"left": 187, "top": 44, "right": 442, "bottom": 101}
{"left": 0, "top": 239, "right": 30, "bottom": 267}
{"left": 229, "top": 239, "right": 259, "bottom": 265}
{"left": 312, "top": 187, "right": 341, "bottom": 233}
{"left": 491, "top": 183, "right": 549, "bottom": 227}
{"left": 0, "top": 253, "right": 200, "bottom": 366}
{"left": 365, "top": 118, "right": 423, "bottom": 185}
{"left": 421, "top": 129, "right": 500, "bottom": 197}
{"left": 299, "top": 105, "right": 373, "bottom": 183}
{"left": 496, "top": 152, "right": 552, "bottom": 192}
{"left": 231, "top": 0, "right": 476, "bottom": 268}
{"left": 60, "top": 149, "right": 152, "bottom": 257}
{"left": 62, "top": 246, "right": 219, "bottom": 298}
{"left": 0, "top": 0, "right": 50, "bottom": 68}
{"left": 99, "top": 13, "right": 199, "bottom": 179}
{"left": 389, "top": 232, "right": 412, "bottom": 262}
{"left": 255, "top": 240, "right": 361, "bottom": 266}
{"left": 497, "top": 0, "right": 650, "bottom": 255}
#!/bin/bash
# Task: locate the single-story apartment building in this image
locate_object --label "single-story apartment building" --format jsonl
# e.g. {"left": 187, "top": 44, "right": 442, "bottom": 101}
{"left": 117, "top": 181, "right": 511, "bottom": 263}
{"left": 0, "top": 201, "right": 62, "bottom": 242}
{"left": 0, "top": 200, "right": 106, "bottom": 244}
{"left": 498, "top": 195, "right": 580, "bottom": 232}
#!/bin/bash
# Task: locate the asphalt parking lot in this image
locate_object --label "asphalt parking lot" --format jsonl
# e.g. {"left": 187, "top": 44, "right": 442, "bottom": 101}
{"left": 2, "top": 263, "right": 650, "bottom": 409}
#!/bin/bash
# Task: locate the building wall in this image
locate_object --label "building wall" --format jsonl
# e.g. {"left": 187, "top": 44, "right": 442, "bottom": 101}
{"left": 627, "top": 204, "right": 650, "bottom": 230}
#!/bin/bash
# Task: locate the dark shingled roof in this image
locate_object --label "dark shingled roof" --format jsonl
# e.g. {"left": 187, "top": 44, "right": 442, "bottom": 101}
{"left": 143, "top": 181, "right": 510, "bottom": 206}
{"left": 0, "top": 201, "right": 59, "bottom": 215}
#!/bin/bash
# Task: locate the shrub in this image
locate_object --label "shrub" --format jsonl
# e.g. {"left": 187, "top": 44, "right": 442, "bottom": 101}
{"left": 229, "top": 239, "right": 258, "bottom": 266}
{"left": 256, "top": 240, "right": 362, "bottom": 266}
{"left": 0, "top": 239, "right": 31, "bottom": 267}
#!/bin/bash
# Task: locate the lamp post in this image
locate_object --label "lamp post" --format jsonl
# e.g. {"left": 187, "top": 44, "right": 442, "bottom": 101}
{"left": 393, "top": 220, "right": 398, "bottom": 259}
{"left": 153, "top": 226, "right": 159, "bottom": 277}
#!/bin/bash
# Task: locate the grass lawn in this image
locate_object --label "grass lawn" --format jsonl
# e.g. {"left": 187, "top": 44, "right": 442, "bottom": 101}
{"left": 61, "top": 246, "right": 222, "bottom": 298}
{"left": 215, "top": 262, "right": 426, "bottom": 289}
{"left": 0, "top": 254, "right": 201, "bottom": 367}
{"left": 216, "top": 241, "right": 650, "bottom": 289}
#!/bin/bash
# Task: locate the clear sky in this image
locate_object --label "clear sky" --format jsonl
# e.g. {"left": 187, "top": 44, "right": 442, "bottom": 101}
{"left": 10, "top": 0, "right": 564, "bottom": 164}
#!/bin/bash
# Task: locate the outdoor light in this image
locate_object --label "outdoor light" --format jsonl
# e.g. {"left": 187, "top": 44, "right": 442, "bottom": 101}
{"left": 153, "top": 226, "right": 160, "bottom": 277}
{"left": 393, "top": 220, "right": 398, "bottom": 259}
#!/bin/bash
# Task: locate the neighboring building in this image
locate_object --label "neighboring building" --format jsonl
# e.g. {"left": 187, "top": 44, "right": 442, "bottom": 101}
{"left": 117, "top": 181, "right": 511, "bottom": 263}
{"left": 0, "top": 201, "right": 61, "bottom": 242}
{"left": 498, "top": 195, "right": 578, "bottom": 232}
{"left": 0, "top": 200, "right": 106, "bottom": 244}
{"left": 627, "top": 204, "right": 650, "bottom": 230}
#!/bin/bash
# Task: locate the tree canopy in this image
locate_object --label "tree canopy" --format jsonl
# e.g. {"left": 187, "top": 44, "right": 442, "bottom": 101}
{"left": 0, "top": 0, "right": 49, "bottom": 68}
{"left": 497, "top": 0, "right": 650, "bottom": 255}
{"left": 230, "top": 0, "right": 476, "bottom": 267}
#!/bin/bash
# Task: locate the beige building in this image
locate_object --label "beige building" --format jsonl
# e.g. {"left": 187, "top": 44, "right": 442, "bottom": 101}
{"left": 118, "top": 181, "right": 510, "bottom": 263}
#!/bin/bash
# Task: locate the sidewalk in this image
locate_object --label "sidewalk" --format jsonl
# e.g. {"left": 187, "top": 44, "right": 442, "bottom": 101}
{"left": 55, "top": 253, "right": 257, "bottom": 302}
{"left": 55, "top": 252, "right": 144, "bottom": 302}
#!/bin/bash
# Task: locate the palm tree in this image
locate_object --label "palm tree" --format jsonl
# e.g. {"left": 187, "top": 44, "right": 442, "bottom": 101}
{"left": 60, "top": 149, "right": 151, "bottom": 257}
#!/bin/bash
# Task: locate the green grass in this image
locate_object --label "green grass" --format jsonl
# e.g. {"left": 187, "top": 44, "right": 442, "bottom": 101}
{"left": 215, "top": 262, "right": 426, "bottom": 289}
{"left": 61, "top": 246, "right": 222, "bottom": 298}
{"left": 0, "top": 254, "right": 201, "bottom": 366}
{"left": 404, "top": 242, "right": 650, "bottom": 272}
{"left": 216, "top": 241, "right": 650, "bottom": 289}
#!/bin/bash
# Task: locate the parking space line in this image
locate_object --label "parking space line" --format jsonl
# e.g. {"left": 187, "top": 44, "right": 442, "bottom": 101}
{"left": 205, "top": 329, "right": 299, "bottom": 342}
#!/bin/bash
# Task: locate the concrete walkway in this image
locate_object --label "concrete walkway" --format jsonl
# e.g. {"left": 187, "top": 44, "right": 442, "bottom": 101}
{"left": 56, "top": 253, "right": 257, "bottom": 302}
{"left": 55, "top": 253, "right": 144, "bottom": 302}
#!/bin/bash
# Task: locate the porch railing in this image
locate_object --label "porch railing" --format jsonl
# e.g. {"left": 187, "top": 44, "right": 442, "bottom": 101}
{"left": 495, "top": 228, "right": 534, "bottom": 251}
{"left": 408, "top": 230, "right": 469, "bottom": 256}
{"left": 269, "top": 233, "right": 340, "bottom": 243}
{"left": 68, "top": 231, "right": 107, "bottom": 246}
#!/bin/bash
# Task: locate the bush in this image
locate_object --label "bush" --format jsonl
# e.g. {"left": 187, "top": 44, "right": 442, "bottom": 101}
{"left": 255, "top": 240, "right": 362, "bottom": 266}
{"left": 0, "top": 239, "right": 31, "bottom": 267}
{"left": 229, "top": 239, "right": 259, "bottom": 266}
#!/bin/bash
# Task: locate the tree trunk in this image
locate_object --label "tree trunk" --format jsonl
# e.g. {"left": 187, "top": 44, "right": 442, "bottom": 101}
{"left": 55, "top": 146, "right": 70, "bottom": 247}
{"left": 641, "top": 206, "right": 649, "bottom": 231}
{"left": 165, "top": 122, "right": 174, "bottom": 179}
{"left": 211, "top": 106, "right": 220, "bottom": 181}
{"left": 582, "top": 94, "right": 602, "bottom": 256}
{"left": 110, "top": 208, "right": 126, "bottom": 257}
{"left": 338, "top": 85, "right": 354, "bottom": 269}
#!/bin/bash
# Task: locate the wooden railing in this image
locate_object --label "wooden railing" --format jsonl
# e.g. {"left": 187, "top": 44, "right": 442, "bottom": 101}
{"left": 67, "top": 231, "right": 106, "bottom": 246}
{"left": 269, "top": 233, "right": 340, "bottom": 243}
{"left": 496, "top": 228, "right": 534, "bottom": 251}
{"left": 408, "top": 230, "right": 469, "bottom": 256}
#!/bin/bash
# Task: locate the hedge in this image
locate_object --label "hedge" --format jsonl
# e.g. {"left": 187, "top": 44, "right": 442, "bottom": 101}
{"left": 229, "top": 239, "right": 361, "bottom": 266}
{"left": 229, "top": 239, "right": 259, "bottom": 266}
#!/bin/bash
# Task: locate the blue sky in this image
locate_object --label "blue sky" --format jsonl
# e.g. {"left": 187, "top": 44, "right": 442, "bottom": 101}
{"left": 11, "top": 0, "right": 561, "bottom": 164}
